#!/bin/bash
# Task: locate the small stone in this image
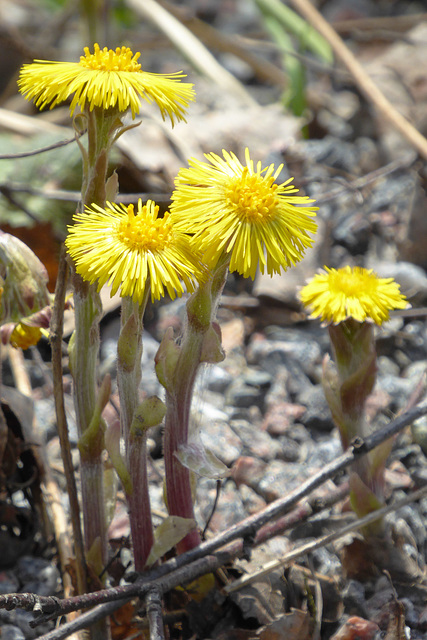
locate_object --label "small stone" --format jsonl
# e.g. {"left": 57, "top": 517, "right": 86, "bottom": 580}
{"left": 197, "top": 478, "right": 247, "bottom": 532}
{"left": 342, "top": 580, "right": 369, "bottom": 618}
{"left": 262, "top": 401, "right": 306, "bottom": 435}
{"left": 202, "top": 365, "right": 233, "bottom": 393}
{"left": 199, "top": 420, "right": 242, "bottom": 466}
{"left": 370, "top": 260, "right": 427, "bottom": 301}
{"left": 220, "top": 317, "right": 246, "bottom": 352}
{"left": 277, "top": 437, "right": 301, "bottom": 462}
{"left": 247, "top": 333, "right": 322, "bottom": 378}
{"left": 229, "top": 420, "right": 282, "bottom": 460}
{"left": 0, "top": 571, "right": 19, "bottom": 594}
{"left": 298, "top": 384, "right": 334, "bottom": 432}
{"left": 376, "top": 375, "right": 413, "bottom": 410}
{"left": 411, "top": 416, "right": 427, "bottom": 456}
{"left": 0, "top": 625, "right": 25, "bottom": 640}
{"left": 231, "top": 456, "right": 267, "bottom": 489}
{"left": 258, "top": 459, "right": 310, "bottom": 501}
{"left": 226, "top": 380, "right": 266, "bottom": 410}
{"left": 238, "top": 484, "right": 267, "bottom": 514}
{"left": 243, "top": 369, "right": 272, "bottom": 389}
{"left": 330, "top": 616, "right": 379, "bottom": 640}
{"left": 16, "top": 556, "right": 60, "bottom": 597}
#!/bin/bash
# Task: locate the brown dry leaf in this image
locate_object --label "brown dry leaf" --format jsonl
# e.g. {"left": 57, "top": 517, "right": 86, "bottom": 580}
{"left": 257, "top": 609, "right": 311, "bottom": 640}
{"left": 287, "top": 565, "right": 343, "bottom": 624}
{"left": 230, "top": 546, "right": 289, "bottom": 625}
{"left": 111, "top": 601, "right": 141, "bottom": 640}
{"left": 231, "top": 581, "right": 282, "bottom": 625}
{"left": 341, "top": 536, "right": 424, "bottom": 583}
{"left": 341, "top": 538, "right": 380, "bottom": 581}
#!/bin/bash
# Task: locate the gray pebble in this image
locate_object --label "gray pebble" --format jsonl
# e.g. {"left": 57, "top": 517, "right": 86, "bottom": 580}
{"left": 226, "top": 380, "right": 266, "bottom": 410}
{"left": 0, "top": 625, "right": 26, "bottom": 640}
{"left": 298, "top": 384, "right": 334, "bottom": 432}
{"left": 342, "top": 580, "right": 369, "bottom": 618}
{"left": 229, "top": 419, "right": 282, "bottom": 461}
{"left": 202, "top": 365, "right": 233, "bottom": 393}
{"left": 16, "top": 556, "right": 60, "bottom": 597}
{"left": 0, "top": 571, "right": 19, "bottom": 594}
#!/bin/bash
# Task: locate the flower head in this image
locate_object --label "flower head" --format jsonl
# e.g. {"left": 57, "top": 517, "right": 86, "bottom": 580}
{"left": 300, "top": 265, "right": 408, "bottom": 325}
{"left": 18, "top": 43, "right": 195, "bottom": 123}
{"left": 170, "top": 148, "right": 317, "bottom": 279}
{"left": 65, "top": 200, "right": 204, "bottom": 303}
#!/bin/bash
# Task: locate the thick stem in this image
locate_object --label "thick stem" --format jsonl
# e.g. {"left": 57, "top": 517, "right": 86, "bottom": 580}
{"left": 127, "top": 435, "right": 154, "bottom": 570}
{"left": 71, "top": 106, "right": 119, "bottom": 569}
{"left": 164, "top": 260, "right": 228, "bottom": 553}
{"left": 326, "top": 319, "right": 388, "bottom": 534}
{"left": 118, "top": 295, "right": 153, "bottom": 570}
{"left": 71, "top": 276, "right": 105, "bottom": 561}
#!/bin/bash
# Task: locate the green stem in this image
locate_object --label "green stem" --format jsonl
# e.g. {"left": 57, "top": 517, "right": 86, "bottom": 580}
{"left": 164, "top": 259, "right": 228, "bottom": 554}
{"left": 117, "top": 293, "right": 153, "bottom": 570}
{"left": 70, "top": 107, "right": 114, "bottom": 572}
{"left": 71, "top": 276, "right": 105, "bottom": 561}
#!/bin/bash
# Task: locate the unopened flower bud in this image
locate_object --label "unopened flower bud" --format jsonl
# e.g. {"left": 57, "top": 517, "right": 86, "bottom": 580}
{"left": 0, "top": 231, "right": 50, "bottom": 324}
{"left": 131, "top": 396, "right": 166, "bottom": 435}
{"left": 155, "top": 327, "right": 181, "bottom": 392}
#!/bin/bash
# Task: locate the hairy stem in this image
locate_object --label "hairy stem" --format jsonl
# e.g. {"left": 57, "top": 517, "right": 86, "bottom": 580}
{"left": 118, "top": 294, "right": 153, "bottom": 570}
{"left": 164, "top": 259, "right": 228, "bottom": 553}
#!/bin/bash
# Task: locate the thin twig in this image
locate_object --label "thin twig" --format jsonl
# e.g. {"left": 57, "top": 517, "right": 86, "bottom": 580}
{"left": 146, "top": 587, "right": 166, "bottom": 640}
{"left": 332, "top": 13, "right": 427, "bottom": 36}
{"left": 0, "top": 183, "right": 169, "bottom": 204}
{"left": 313, "top": 153, "right": 416, "bottom": 205}
{"left": 0, "top": 133, "right": 85, "bottom": 160}
{"left": 31, "top": 552, "right": 237, "bottom": 640}
{"left": 0, "top": 186, "right": 41, "bottom": 224}
{"left": 307, "top": 555, "right": 322, "bottom": 640}
{"left": 49, "top": 245, "right": 87, "bottom": 595}
{"left": 202, "top": 479, "right": 222, "bottom": 540}
{"left": 288, "top": 0, "right": 427, "bottom": 160}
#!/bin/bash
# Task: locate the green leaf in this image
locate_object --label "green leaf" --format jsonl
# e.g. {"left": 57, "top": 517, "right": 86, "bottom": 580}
{"left": 254, "top": 0, "right": 333, "bottom": 64}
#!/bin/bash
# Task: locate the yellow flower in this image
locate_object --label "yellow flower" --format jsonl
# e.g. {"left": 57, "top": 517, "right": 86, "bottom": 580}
{"left": 300, "top": 266, "right": 408, "bottom": 325}
{"left": 18, "top": 43, "right": 195, "bottom": 123}
{"left": 65, "top": 200, "right": 204, "bottom": 303}
{"left": 10, "top": 323, "right": 44, "bottom": 350}
{"left": 170, "top": 148, "right": 318, "bottom": 279}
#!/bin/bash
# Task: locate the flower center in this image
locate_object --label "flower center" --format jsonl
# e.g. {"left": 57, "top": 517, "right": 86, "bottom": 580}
{"left": 330, "top": 269, "right": 373, "bottom": 297}
{"left": 80, "top": 43, "right": 141, "bottom": 72}
{"left": 117, "top": 204, "right": 172, "bottom": 252}
{"left": 225, "top": 168, "right": 279, "bottom": 223}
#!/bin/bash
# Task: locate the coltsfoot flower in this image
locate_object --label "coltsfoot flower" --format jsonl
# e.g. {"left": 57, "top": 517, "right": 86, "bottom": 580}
{"left": 18, "top": 43, "right": 195, "bottom": 123}
{"left": 170, "top": 148, "right": 318, "bottom": 279}
{"left": 300, "top": 265, "right": 408, "bottom": 325}
{"left": 65, "top": 200, "right": 204, "bottom": 303}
